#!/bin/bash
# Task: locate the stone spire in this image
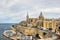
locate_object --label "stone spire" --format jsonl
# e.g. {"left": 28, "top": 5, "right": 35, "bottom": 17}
{"left": 39, "top": 12, "right": 44, "bottom": 20}
{"left": 26, "top": 12, "right": 29, "bottom": 22}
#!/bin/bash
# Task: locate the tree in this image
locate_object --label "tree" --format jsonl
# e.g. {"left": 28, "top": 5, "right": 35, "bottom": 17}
{"left": 19, "top": 21, "right": 27, "bottom": 26}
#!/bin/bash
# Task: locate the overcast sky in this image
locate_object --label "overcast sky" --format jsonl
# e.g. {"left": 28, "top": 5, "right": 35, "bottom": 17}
{"left": 0, "top": 0, "right": 60, "bottom": 23}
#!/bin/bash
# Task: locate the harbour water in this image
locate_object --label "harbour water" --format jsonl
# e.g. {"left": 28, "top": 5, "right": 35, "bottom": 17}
{"left": 0, "top": 23, "right": 16, "bottom": 40}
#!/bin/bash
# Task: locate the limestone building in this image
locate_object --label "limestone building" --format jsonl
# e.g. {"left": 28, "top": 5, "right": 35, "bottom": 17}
{"left": 26, "top": 12, "right": 57, "bottom": 30}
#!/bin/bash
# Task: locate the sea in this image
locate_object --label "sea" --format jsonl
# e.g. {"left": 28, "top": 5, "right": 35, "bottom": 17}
{"left": 0, "top": 23, "right": 16, "bottom": 40}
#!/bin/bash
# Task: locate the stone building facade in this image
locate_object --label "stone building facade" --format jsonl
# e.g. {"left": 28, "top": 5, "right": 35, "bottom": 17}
{"left": 26, "top": 12, "right": 57, "bottom": 31}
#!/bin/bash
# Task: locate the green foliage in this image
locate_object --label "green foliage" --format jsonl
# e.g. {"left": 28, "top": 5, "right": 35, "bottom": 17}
{"left": 20, "top": 21, "right": 27, "bottom": 24}
{"left": 0, "top": 37, "right": 3, "bottom": 40}
{"left": 19, "top": 21, "right": 27, "bottom": 26}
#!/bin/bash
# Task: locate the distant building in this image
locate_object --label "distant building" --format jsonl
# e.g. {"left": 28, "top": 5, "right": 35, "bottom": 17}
{"left": 26, "top": 12, "right": 57, "bottom": 31}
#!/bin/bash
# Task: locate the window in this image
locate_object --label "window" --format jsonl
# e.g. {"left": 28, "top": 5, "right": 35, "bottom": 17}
{"left": 43, "top": 32, "right": 46, "bottom": 35}
{"left": 59, "top": 27, "right": 60, "bottom": 29}
{"left": 49, "top": 28, "right": 52, "bottom": 30}
{"left": 36, "top": 34, "right": 41, "bottom": 39}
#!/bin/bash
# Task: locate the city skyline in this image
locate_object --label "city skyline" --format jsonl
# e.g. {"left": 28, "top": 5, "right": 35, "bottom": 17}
{"left": 0, "top": 0, "right": 60, "bottom": 23}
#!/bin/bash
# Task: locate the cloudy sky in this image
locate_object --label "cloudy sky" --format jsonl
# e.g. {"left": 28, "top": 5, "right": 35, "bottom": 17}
{"left": 0, "top": 0, "right": 60, "bottom": 23}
